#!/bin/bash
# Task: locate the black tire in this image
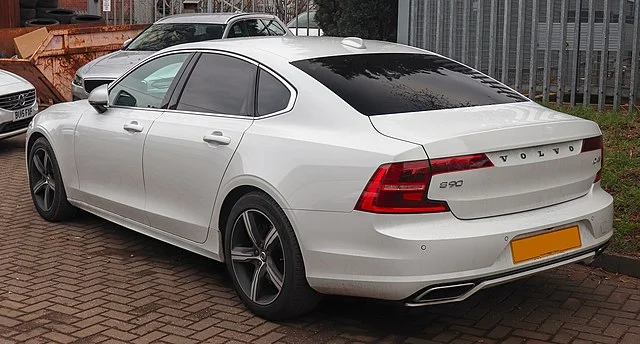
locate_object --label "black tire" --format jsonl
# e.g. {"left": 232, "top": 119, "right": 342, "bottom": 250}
{"left": 28, "top": 138, "right": 76, "bottom": 222}
{"left": 20, "top": 8, "right": 36, "bottom": 21}
{"left": 42, "top": 8, "right": 74, "bottom": 24}
{"left": 20, "top": 0, "right": 38, "bottom": 8}
{"left": 224, "top": 192, "right": 320, "bottom": 320}
{"left": 25, "top": 18, "right": 59, "bottom": 27}
{"left": 36, "top": 0, "right": 58, "bottom": 8}
{"left": 70, "top": 14, "right": 105, "bottom": 25}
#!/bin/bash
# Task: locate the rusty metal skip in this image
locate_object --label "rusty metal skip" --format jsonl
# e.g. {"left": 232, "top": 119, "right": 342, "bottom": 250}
{"left": 0, "top": 24, "right": 148, "bottom": 106}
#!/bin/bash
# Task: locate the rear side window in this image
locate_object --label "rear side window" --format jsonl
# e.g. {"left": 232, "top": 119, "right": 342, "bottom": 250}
{"left": 291, "top": 53, "right": 528, "bottom": 116}
{"left": 176, "top": 53, "right": 257, "bottom": 115}
{"left": 257, "top": 69, "right": 291, "bottom": 116}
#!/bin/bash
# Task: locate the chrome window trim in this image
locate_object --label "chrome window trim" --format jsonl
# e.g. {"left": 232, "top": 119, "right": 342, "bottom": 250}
{"left": 106, "top": 48, "right": 297, "bottom": 120}
{"left": 255, "top": 65, "right": 297, "bottom": 119}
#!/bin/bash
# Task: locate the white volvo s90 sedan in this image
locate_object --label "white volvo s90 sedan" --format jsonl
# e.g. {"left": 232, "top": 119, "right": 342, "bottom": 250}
{"left": 26, "top": 36, "right": 613, "bottom": 320}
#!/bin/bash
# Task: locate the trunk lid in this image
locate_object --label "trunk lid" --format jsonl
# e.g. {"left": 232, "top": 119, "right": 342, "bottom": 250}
{"left": 369, "top": 102, "right": 602, "bottom": 219}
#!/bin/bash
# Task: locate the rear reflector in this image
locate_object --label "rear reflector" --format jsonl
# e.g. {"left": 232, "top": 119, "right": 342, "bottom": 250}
{"left": 355, "top": 154, "right": 493, "bottom": 214}
{"left": 581, "top": 135, "right": 603, "bottom": 182}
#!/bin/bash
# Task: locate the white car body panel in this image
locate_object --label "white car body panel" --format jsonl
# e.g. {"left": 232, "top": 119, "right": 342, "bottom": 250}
{"left": 75, "top": 107, "right": 164, "bottom": 225}
{"left": 143, "top": 111, "right": 253, "bottom": 243}
{"left": 27, "top": 37, "right": 614, "bottom": 305}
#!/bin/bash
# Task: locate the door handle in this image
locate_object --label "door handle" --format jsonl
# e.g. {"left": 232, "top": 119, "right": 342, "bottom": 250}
{"left": 203, "top": 131, "right": 231, "bottom": 145}
{"left": 123, "top": 121, "right": 144, "bottom": 133}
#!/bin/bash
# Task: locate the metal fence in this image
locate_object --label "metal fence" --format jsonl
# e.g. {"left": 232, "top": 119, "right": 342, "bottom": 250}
{"left": 398, "top": 0, "right": 640, "bottom": 113}
{"left": 97, "top": 0, "right": 317, "bottom": 35}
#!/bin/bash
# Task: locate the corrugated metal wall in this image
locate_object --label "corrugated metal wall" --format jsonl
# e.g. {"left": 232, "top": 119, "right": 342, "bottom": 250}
{"left": 403, "top": 0, "right": 640, "bottom": 112}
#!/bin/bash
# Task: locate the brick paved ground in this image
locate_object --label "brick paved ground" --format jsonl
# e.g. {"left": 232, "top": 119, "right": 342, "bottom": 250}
{"left": 1, "top": 134, "right": 640, "bottom": 344}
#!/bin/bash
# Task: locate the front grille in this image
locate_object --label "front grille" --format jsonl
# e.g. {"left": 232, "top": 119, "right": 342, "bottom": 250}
{"left": 84, "top": 79, "right": 113, "bottom": 93}
{"left": 0, "top": 117, "right": 31, "bottom": 134}
{"left": 0, "top": 89, "right": 36, "bottom": 111}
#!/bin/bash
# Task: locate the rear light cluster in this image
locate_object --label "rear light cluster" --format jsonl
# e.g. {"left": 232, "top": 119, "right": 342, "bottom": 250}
{"left": 355, "top": 154, "right": 494, "bottom": 214}
{"left": 581, "top": 135, "right": 604, "bottom": 183}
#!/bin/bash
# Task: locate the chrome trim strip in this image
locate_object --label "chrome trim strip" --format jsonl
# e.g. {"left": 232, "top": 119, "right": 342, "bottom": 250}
{"left": 107, "top": 49, "right": 298, "bottom": 120}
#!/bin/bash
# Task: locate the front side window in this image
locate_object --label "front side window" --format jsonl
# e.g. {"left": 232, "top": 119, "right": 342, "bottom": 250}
{"left": 176, "top": 53, "right": 257, "bottom": 115}
{"left": 291, "top": 53, "right": 528, "bottom": 116}
{"left": 257, "top": 69, "right": 291, "bottom": 116}
{"left": 126, "top": 23, "right": 226, "bottom": 51}
{"left": 109, "top": 53, "right": 189, "bottom": 109}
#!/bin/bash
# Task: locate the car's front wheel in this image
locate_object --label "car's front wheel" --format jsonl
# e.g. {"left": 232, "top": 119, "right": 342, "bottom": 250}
{"left": 224, "top": 191, "right": 320, "bottom": 320}
{"left": 28, "top": 137, "right": 76, "bottom": 222}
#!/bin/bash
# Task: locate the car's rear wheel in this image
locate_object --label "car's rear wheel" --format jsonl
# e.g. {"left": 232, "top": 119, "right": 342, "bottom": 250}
{"left": 28, "top": 138, "right": 76, "bottom": 222}
{"left": 224, "top": 192, "right": 320, "bottom": 320}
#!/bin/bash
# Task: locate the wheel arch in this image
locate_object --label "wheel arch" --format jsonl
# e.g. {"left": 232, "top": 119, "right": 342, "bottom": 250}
{"left": 213, "top": 175, "right": 297, "bottom": 257}
{"left": 26, "top": 125, "right": 79, "bottom": 198}
{"left": 26, "top": 130, "right": 47, "bottom": 156}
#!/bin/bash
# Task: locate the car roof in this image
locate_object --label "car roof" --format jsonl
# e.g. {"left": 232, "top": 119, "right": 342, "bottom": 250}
{"left": 155, "top": 12, "right": 278, "bottom": 25}
{"left": 164, "top": 36, "right": 428, "bottom": 62}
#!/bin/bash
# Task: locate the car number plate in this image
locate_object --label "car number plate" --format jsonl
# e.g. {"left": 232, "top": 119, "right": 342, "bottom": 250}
{"left": 13, "top": 107, "right": 33, "bottom": 121}
{"left": 510, "top": 226, "right": 581, "bottom": 264}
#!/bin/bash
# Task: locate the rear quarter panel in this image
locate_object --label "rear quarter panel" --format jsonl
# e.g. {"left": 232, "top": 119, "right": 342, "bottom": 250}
{"left": 213, "top": 58, "right": 426, "bottom": 220}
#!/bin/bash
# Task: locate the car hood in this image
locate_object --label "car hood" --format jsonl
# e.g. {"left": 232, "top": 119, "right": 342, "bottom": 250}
{"left": 79, "top": 50, "right": 153, "bottom": 80}
{"left": 0, "top": 70, "right": 33, "bottom": 95}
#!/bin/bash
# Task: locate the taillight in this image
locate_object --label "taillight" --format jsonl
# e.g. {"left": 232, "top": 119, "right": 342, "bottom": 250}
{"left": 581, "top": 135, "right": 604, "bottom": 183}
{"left": 430, "top": 154, "right": 494, "bottom": 175}
{"left": 355, "top": 154, "right": 493, "bottom": 214}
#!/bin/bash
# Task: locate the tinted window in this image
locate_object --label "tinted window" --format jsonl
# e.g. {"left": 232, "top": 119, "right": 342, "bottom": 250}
{"left": 257, "top": 69, "right": 291, "bottom": 116}
{"left": 291, "top": 53, "right": 528, "bottom": 116}
{"left": 176, "top": 54, "right": 256, "bottom": 115}
{"left": 110, "top": 53, "right": 188, "bottom": 109}
{"left": 228, "top": 21, "right": 248, "bottom": 38}
{"left": 126, "top": 24, "right": 225, "bottom": 51}
{"left": 244, "top": 19, "right": 270, "bottom": 36}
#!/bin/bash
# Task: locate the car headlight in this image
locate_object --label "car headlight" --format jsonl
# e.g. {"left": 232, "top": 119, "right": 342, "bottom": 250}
{"left": 72, "top": 74, "right": 83, "bottom": 87}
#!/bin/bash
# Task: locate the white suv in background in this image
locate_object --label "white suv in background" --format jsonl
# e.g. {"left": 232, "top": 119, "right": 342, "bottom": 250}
{"left": 0, "top": 70, "right": 38, "bottom": 140}
{"left": 71, "top": 12, "right": 291, "bottom": 100}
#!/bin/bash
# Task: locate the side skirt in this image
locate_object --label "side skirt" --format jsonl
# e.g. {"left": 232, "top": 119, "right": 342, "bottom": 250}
{"left": 68, "top": 198, "right": 223, "bottom": 262}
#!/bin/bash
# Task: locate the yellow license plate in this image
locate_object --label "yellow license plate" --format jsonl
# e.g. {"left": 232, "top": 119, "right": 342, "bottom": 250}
{"left": 511, "top": 226, "right": 581, "bottom": 264}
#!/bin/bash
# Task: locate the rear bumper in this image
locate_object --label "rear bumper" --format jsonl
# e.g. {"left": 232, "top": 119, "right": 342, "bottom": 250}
{"left": 287, "top": 184, "right": 613, "bottom": 301}
{"left": 405, "top": 240, "right": 609, "bottom": 306}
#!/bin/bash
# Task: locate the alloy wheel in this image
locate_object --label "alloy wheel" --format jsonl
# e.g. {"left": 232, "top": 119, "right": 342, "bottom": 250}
{"left": 230, "top": 209, "right": 285, "bottom": 306}
{"left": 30, "top": 148, "right": 56, "bottom": 212}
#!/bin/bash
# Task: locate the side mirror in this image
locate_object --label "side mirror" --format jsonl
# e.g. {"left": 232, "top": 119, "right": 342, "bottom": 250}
{"left": 88, "top": 84, "right": 109, "bottom": 113}
{"left": 123, "top": 38, "right": 133, "bottom": 49}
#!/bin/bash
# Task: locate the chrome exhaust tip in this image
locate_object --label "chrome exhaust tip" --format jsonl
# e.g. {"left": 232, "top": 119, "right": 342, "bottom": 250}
{"left": 408, "top": 282, "right": 476, "bottom": 306}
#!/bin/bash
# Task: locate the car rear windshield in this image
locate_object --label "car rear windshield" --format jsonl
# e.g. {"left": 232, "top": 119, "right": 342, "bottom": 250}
{"left": 291, "top": 53, "right": 528, "bottom": 116}
{"left": 126, "top": 23, "right": 225, "bottom": 51}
